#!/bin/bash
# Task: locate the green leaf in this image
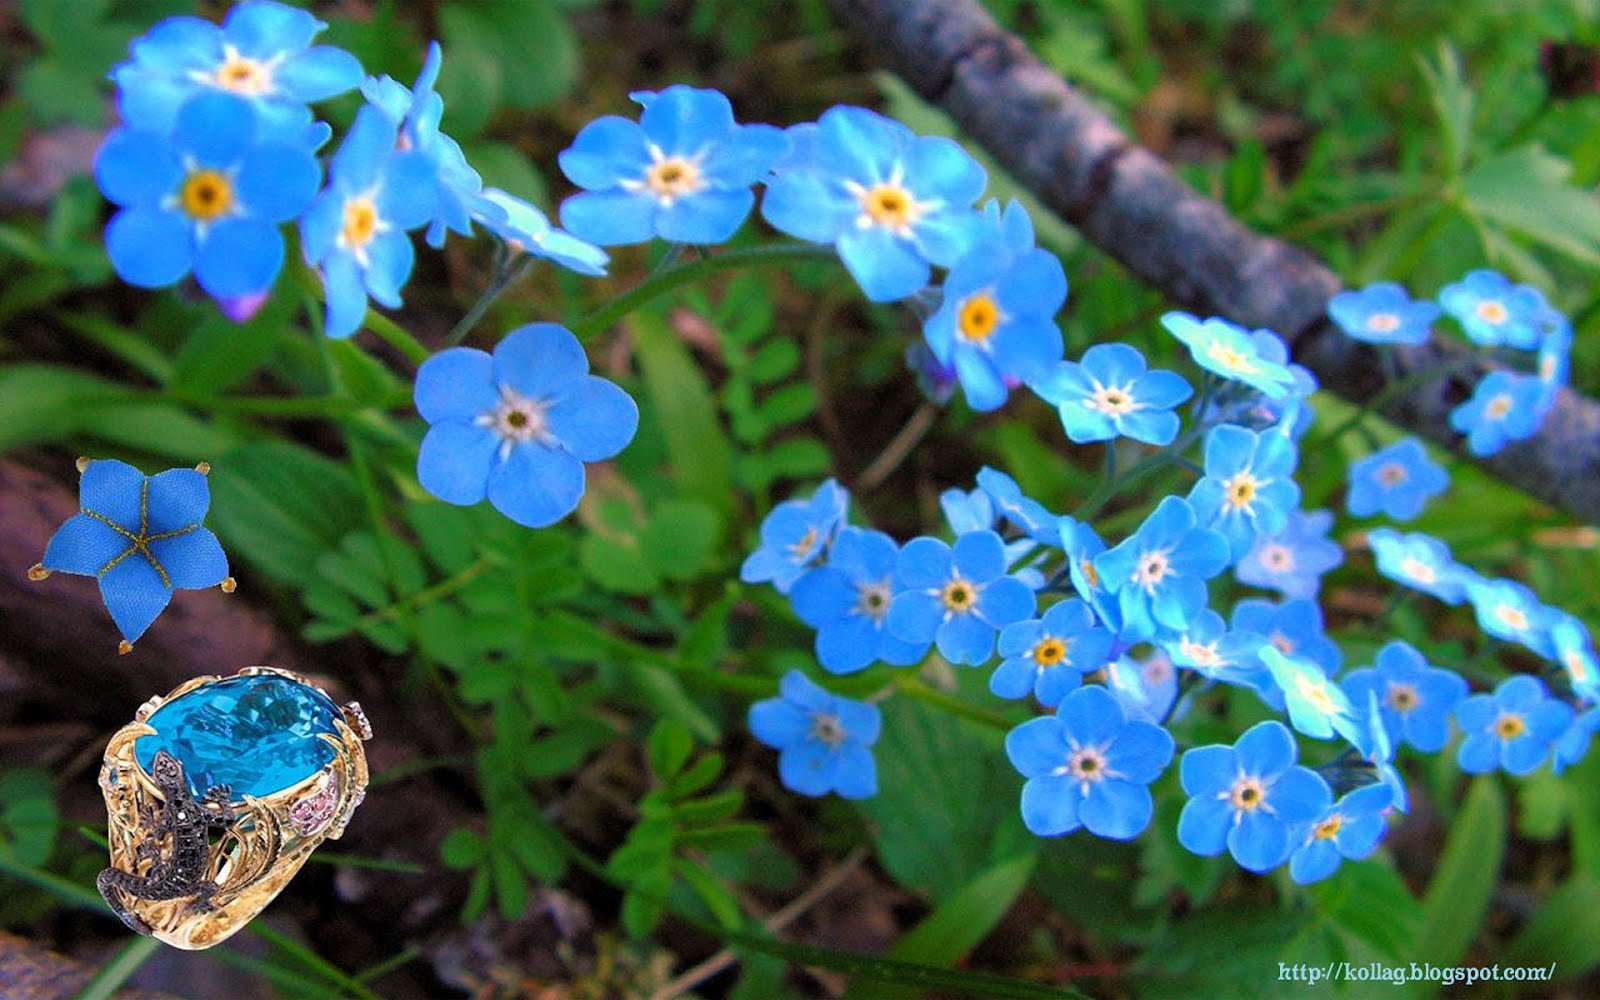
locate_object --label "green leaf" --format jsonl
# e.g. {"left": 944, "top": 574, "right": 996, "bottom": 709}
{"left": 579, "top": 533, "right": 659, "bottom": 593}
{"left": 1416, "top": 776, "right": 1505, "bottom": 966}
{"left": 0, "top": 770, "right": 58, "bottom": 867}
{"left": 439, "top": 828, "right": 485, "bottom": 869}
{"left": 641, "top": 499, "right": 722, "bottom": 580}
{"left": 461, "top": 140, "right": 548, "bottom": 205}
{"left": 674, "top": 858, "right": 741, "bottom": 930}
{"left": 647, "top": 719, "right": 695, "bottom": 781}
{"left": 673, "top": 789, "right": 743, "bottom": 827}
{"left": 1310, "top": 860, "right": 1422, "bottom": 962}
{"left": 167, "top": 288, "right": 294, "bottom": 397}
{"left": 1504, "top": 877, "right": 1600, "bottom": 976}
{"left": 632, "top": 309, "right": 735, "bottom": 517}
{"left": 1462, "top": 145, "right": 1600, "bottom": 266}
{"left": 885, "top": 852, "right": 1036, "bottom": 973}
{"left": 207, "top": 441, "right": 366, "bottom": 582}
{"left": 677, "top": 822, "right": 766, "bottom": 852}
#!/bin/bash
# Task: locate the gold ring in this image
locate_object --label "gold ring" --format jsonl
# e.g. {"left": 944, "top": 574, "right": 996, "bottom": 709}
{"left": 96, "top": 666, "right": 372, "bottom": 950}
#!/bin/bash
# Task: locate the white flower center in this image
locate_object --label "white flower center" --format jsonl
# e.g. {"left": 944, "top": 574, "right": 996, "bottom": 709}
{"left": 203, "top": 45, "right": 282, "bottom": 97}
{"left": 1207, "top": 341, "right": 1259, "bottom": 375}
{"left": 1260, "top": 544, "right": 1294, "bottom": 572}
{"left": 855, "top": 580, "right": 892, "bottom": 623}
{"left": 1222, "top": 471, "right": 1262, "bottom": 514}
{"left": 476, "top": 384, "right": 554, "bottom": 458}
{"left": 1366, "top": 312, "right": 1400, "bottom": 334}
{"left": 1087, "top": 382, "right": 1138, "bottom": 416}
{"left": 626, "top": 145, "right": 706, "bottom": 206}
{"left": 1132, "top": 549, "right": 1172, "bottom": 590}
{"left": 1397, "top": 556, "right": 1436, "bottom": 584}
{"left": 809, "top": 711, "right": 846, "bottom": 746}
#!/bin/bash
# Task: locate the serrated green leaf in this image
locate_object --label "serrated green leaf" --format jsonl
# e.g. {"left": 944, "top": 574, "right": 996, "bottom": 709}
{"left": 1463, "top": 145, "right": 1600, "bottom": 265}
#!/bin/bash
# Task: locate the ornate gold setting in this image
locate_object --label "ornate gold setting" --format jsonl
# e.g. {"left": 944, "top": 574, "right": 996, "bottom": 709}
{"left": 98, "top": 666, "right": 371, "bottom": 950}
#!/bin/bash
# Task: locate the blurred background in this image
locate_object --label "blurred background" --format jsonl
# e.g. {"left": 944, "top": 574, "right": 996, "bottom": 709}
{"left": 2, "top": 0, "right": 1600, "bottom": 996}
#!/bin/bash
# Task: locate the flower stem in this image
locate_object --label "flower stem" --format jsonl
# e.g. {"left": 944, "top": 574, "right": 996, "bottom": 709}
{"left": 857, "top": 402, "right": 940, "bottom": 491}
{"left": 893, "top": 674, "right": 1013, "bottom": 731}
{"left": 572, "top": 242, "right": 837, "bottom": 341}
{"left": 443, "top": 255, "right": 535, "bottom": 348}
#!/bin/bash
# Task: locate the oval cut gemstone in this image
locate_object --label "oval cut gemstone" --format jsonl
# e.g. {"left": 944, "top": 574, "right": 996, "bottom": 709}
{"left": 135, "top": 674, "right": 340, "bottom": 799}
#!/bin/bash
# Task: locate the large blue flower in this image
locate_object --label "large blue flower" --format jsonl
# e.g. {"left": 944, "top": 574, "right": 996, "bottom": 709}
{"left": 749, "top": 670, "right": 880, "bottom": 799}
{"left": 362, "top": 43, "right": 487, "bottom": 249}
{"left": 1346, "top": 437, "right": 1449, "bottom": 521}
{"left": 301, "top": 104, "right": 439, "bottom": 339}
{"left": 1230, "top": 598, "right": 1341, "bottom": 675}
{"left": 887, "top": 530, "right": 1035, "bottom": 665}
{"left": 790, "top": 528, "right": 928, "bottom": 674}
{"left": 95, "top": 92, "right": 319, "bottom": 299}
{"left": 1177, "top": 720, "right": 1331, "bottom": 873}
{"left": 1465, "top": 576, "right": 1557, "bottom": 660}
{"left": 1367, "top": 528, "right": 1468, "bottom": 605}
{"left": 1287, "top": 783, "right": 1393, "bottom": 884}
{"left": 761, "top": 105, "right": 986, "bottom": 302}
{"left": 1438, "top": 269, "right": 1546, "bottom": 349}
{"left": 1234, "top": 508, "right": 1342, "bottom": 600}
{"left": 414, "top": 323, "right": 638, "bottom": 528}
{"left": 1327, "top": 282, "right": 1438, "bottom": 346}
{"left": 558, "top": 85, "right": 786, "bottom": 247}
{"left": 34, "top": 460, "right": 230, "bottom": 650}
{"left": 740, "top": 479, "right": 850, "bottom": 594}
{"left": 1261, "top": 647, "right": 1362, "bottom": 744}
{"left": 111, "top": 1, "right": 361, "bottom": 141}
{"left": 1093, "top": 497, "right": 1230, "bottom": 642}
{"left": 472, "top": 188, "right": 609, "bottom": 277}
{"left": 1188, "top": 424, "right": 1300, "bottom": 562}
{"left": 1341, "top": 641, "right": 1466, "bottom": 754}
{"left": 1448, "top": 371, "right": 1546, "bottom": 457}
{"left": 922, "top": 243, "right": 1066, "bottom": 411}
{"left": 1006, "top": 685, "right": 1174, "bottom": 840}
{"left": 992, "top": 599, "right": 1115, "bottom": 706}
{"left": 1031, "top": 343, "right": 1192, "bottom": 446}
{"left": 1455, "top": 674, "right": 1573, "bottom": 776}
{"left": 1160, "top": 312, "right": 1299, "bottom": 398}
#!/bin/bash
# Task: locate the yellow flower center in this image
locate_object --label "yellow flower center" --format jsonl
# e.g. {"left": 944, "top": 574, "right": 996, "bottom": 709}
{"left": 1207, "top": 342, "right": 1258, "bottom": 374}
{"left": 1387, "top": 682, "right": 1418, "bottom": 713}
{"left": 341, "top": 195, "right": 380, "bottom": 252}
{"left": 1230, "top": 776, "right": 1266, "bottom": 812}
{"left": 1223, "top": 472, "right": 1260, "bottom": 512}
{"left": 212, "top": 47, "right": 275, "bottom": 96}
{"left": 643, "top": 156, "right": 704, "bottom": 201}
{"left": 1485, "top": 394, "right": 1513, "bottom": 420}
{"left": 1476, "top": 300, "right": 1508, "bottom": 325}
{"left": 1376, "top": 462, "right": 1408, "bottom": 486}
{"left": 788, "top": 527, "right": 820, "bottom": 563}
{"left": 1089, "top": 385, "right": 1136, "bottom": 416}
{"left": 941, "top": 579, "right": 977, "bottom": 613}
{"left": 179, "top": 169, "right": 235, "bottom": 222}
{"left": 1033, "top": 638, "right": 1067, "bottom": 667}
{"left": 1180, "top": 638, "right": 1222, "bottom": 668}
{"left": 1312, "top": 815, "right": 1344, "bottom": 840}
{"left": 957, "top": 293, "right": 1001, "bottom": 343}
{"left": 859, "top": 182, "right": 919, "bottom": 230}
{"left": 1366, "top": 312, "right": 1400, "bottom": 334}
{"left": 1295, "top": 675, "right": 1340, "bottom": 715}
{"left": 1493, "top": 713, "right": 1526, "bottom": 740}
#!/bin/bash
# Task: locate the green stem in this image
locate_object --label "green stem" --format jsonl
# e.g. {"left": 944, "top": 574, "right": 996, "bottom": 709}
{"left": 354, "top": 558, "right": 492, "bottom": 630}
{"left": 572, "top": 242, "right": 837, "bottom": 340}
{"left": 78, "top": 936, "right": 162, "bottom": 1000}
{"left": 354, "top": 945, "right": 424, "bottom": 985}
{"left": 361, "top": 308, "right": 431, "bottom": 366}
{"left": 893, "top": 675, "right": 1013, "bottom": 731}
{"left": 444, "top": 256, "right": 534, "bottom": 347}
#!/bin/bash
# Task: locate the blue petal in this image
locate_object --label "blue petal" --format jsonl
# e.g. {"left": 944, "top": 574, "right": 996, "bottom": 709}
{"left": 990, "top": 657, "right": 1038, "bottom": 700}
{"left": 703, "top": 124, "right": 789, "bottom": 186}
{"left": 42, "top": 514, "right": 128, "bottom": 576}
{"left": 816, "top": 616, "right": 880, "bottom": 674}
{"left": 887, "top": 591, "right": 944, "bottom": 644}
{"left": 1081, "top": 779, "right": 1153, "bottom": 840}
{"left": 174, "top": 93, "right": 256, "bottom": 167}
{"left": 1020, "top": 774, "right": 1082, "bottom": 836}
{"left": 778, "top": 741, "right": 836, "bottom": 797}
{"left": 1058, "top": 685, "right": 1124, "bottom": 746}
{"left": 896, "top": 536, "right": 953, "bottom": 590}
{"left": 94, "top": 129, "right": 181, "bottom": 207}
{"left": 148, "top": 527, "right": 229, "bottom": 589}
{"left": 299, "top": 191, "right": 342, "bottom": 264}
{"left": 235, "top": 144, "right": 320, "bottom": 223}
{"left": 749, "top": 698, "right": 809, "bottom": 748}
{"left": 657, "top": 188, "right": 754, "bottom": 244}
{"left": 936, "top": 612, "right": 995, "bottom": 665}
{"left": 558, "top": 116, "right": 651, "bottom": 189}
{"left": 1006, "top": 716, "right": 1067, "bottom": 776}
{"left": 145, "top": 468, "right": 210, "bottom": 533}
{"left": 223, "top": 0, "right": 323, "bottom": 56}
{"left": 1269, "top": 767, "right": 1333, "bottom": 825}
{"left": 106, "top": 207, "right": 193, "bottom": 289}
{"left": 195, "top": 219, "right": 283, "bottom": 299}
{"left": 831, "top": 744, "right": 879, "bottom": 799}
{"left": 377, "top": 150, "right": 441, "bottom": 232}
{"left": 547, "top": 377, "right": 639, "bottom": 462}
{"left": 838, "top": 226, "right": 928, "bottom": 303}
{"left": 976, "top": 576, "right": 1035, "bottom": 628}
{"left": 955, "top": 351, "right": 1009, "bottom": 412}
{"left": 640, "top": 86, "right": 736, "bottom": 152}
{"left": 778, "top": 669, "right": 831, "bottom": 712}
{"left": 80, "top": 460, "right": 147, "bottom": 532}
{"left": 415, "top": 348, "right": 497, "bottom": 424}
{"left": 760, "top": 170, "right": 851, "bottom": 243}
{"left": 98, "top": 555, "right": 173, "bottom": 644}
{"left": 321, "top": 253, "right": 367, "bottom": 339}
{"left": 486, "top": 444, "right": 585, "bottom": 528}
{"left": 1179, "top": 744, "right": 1236, "bottom": 795}
{"left": 953, "top": 530, "right": 1006, "bottom": 581}
{"left": 417, "top": 422, "right": 499, "bottom": 506}
{"left": 1112, "top": 722, "right": 1175, "bottom": 784}
{"left": 276, "top": 46, "right": 364, "bottom": 102}
{"left": 558, "top": 189, "right": 657, "bottom": 246}
{"left": 904, "top": 135, "right": 986, "bottom": 207}
{"left": 1234, "top": 720, "right": 1296, "bottom": 776}
{"left": 493, "top": 323, "right": 591, "bottom": 398}
{"left": 1176, "top": 795, "right": 1231, "bottom": 856}
{"left": 331, "top": 105, "right": 397, "bottom": 193}
{"left": 362, "top": 231, "right": 415, "bottom": 309}
{"left": 1119, "top": 409, "right": 1180, "bottom": 446}
{"left": 1290, "top": 841, "right": 1341, "bottom": 884}
{"left": 1229, "top": 810, "right": 1290, "bottom": 872}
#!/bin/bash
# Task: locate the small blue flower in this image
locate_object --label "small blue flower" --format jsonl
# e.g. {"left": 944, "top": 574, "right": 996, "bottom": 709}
{"left": 749, "top": 671, "right": 880, "bottom": 799}
{"left": 1161, "top": 610, "right": 1271, "bottom": 692}
{"left": 1551, "top": 707, "right": 1600, "bottom": 774}
{"left": 558, "top": 85, "right": 786, "bottom": 247}
{"left": 1455, "top": 674, "right": 1573, "bottom": 776}
{"left": 1030, "top": 344, "right": 1193, "bottom": 446}
{"left": 1262, "top": 647, "right": 1363, "bottom": 744}
{"left": 922, "top": 244, "right": 1066, "bottom": 411}
{"left": 992, "top": 599, "right": 1115, "bottom": 706}
{"left": 887, "top": 530, "right": 1036, "bottom": 665}
{"left": 1005, "top": 684, "right": 1174, "bottom": 840}
{"left": 1058, "top": 516, "right": 1120, "bottom": 631}
{"left": 1367, "top": 528, "right": 1468, "bottom": 605}
{"left": 940, "top": 487, "right": 995, "bottom": 536}
{"left": 1230, "top": 598, "right": 1341, "bottom": 675}
{"left": 959, "top": 198, "right": 1038, "bottom": 258}
{"left": 96, "top": 92, "right": 319, "bottom": 299}
{"left": 35, "top": 459, "right": 230, "bottom": 649}
{"left": 1160, "top": 312, "right": 1299, "bottom": 398}
{"left": 1234, "top": 508, "right": 1343, "bottom": 600}
{"left": 1177, "top": 720, "right": 1332, "bottom": 873}
{"left": 300, "top": 104, "right": 439, "bottom": 339}
{"left": 414, "top": 323, "right": 639, "bottom": 529}
{"left": 1188, "top": 424, "right": 1300, "bottom": 562}
{"left": 790, "top": 528, "right": 929, "bottom": 674}
{"left": 1537, "top": 318, "right": 1572, "bottom": 410}
{"left": 1106, "top": 652, "right": 1179, "bottom": 724}
{"left": 740, "top": 479, "right": 850, "bottom": 594}
{"left": 1198, "top": 329, "right": 1317, "bottom": 436}
{"left": 761, "top": 105, "right": 986, "bottom": 302}
{"left": 1438, "top": 269, "right": 1546, "bottom": 349}
{"left": 1465, "top": 576, "right": 1557, "bottom": 660}
{"left": 975, "top": 467, "right": 1061, "bottom": 547}
{"left": 111, "top": 1, "right": 362, "bottom": 141}
{"left": 1287, "top": 784, "right": 1393, "bottom": 884}
{"left": 1094, "top": 497, "right": 1231, "bottom": 642}
{"left": 1448, "top": 371, "right": 1546, "bottom": 457}
{"left": 1327, "top": 282, "right": 1439, "bottom": 346}
{"left": 1345, "top": 438, "right": 1449, "bottom": 521}
{"left": 1359, "top": 690, "right": 1410, "bottom": 813}
{"left": 472, "top": 188, "right": 610, "bottom": 276}
{"left": 1551, "top": 613, "right": 1600, "bottom": 703}
{"left": 1340, "top": 641, "right": 1466, "bottom": 754}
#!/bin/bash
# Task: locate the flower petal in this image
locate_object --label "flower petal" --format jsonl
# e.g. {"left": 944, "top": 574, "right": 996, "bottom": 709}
{"left": 276, "top": 45, "right": 364, "bottom": 102}
{"left": 486, "top": 444, "right": 585, "bottom": 528}
{"left": 42, "top": 514, "right": 128, "bottom": 576}
{"left": 106, "top": 207, "right": 193, "bottom": 289}
{"left": 1020, "top": 774, "right": 1082, "bottom": 836}
{"left": 559, "top": 189, "right": 656, "bottom": 246}
{"left": 1081, "top": 779, "right": 1153, "bottom": 840}
{"left": 80, "top": 460, "right": 147, "bottom": 532}
{"left": 415, "top": 347, "right": 498, "bottom": 425}
{"left": 148, "top": 527, "right": 229, "bottom": 589}
{"left": 546, "top": 377, "right": 639, "bottom": 462}
{"left": 145, "top": 468, "right": 211, "bottom": 533}
{"left": 417, "top": 422, "right": 499, "bottom": 506}
{"left": 94, "top": 129, "right": 182, "bottom": 207}
{"left": 195, "top": 219, "right": 283, "bottom": 299}
{"left": 493, "top": 323, "right": 591, "bottom": 398}
{"left": 98, "top": 555, "right": 173, "bottom": 644}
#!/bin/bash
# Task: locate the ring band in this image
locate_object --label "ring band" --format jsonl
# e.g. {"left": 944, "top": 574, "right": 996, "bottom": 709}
{"left": 96, "top": 666, "right": 371, "bottom": 950}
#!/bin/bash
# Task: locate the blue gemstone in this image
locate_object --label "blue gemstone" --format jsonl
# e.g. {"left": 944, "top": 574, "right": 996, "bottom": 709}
{"left": 134, "top": 674, "right": 340, "bottom": 799}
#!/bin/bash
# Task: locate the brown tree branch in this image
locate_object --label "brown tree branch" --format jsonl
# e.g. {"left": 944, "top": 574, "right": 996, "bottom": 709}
{"left": 824, "top": 0, "right": 1600, "bottom": 524}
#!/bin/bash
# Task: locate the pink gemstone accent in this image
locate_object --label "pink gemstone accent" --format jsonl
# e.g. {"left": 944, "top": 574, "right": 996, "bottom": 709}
{"left": 290, "top": 781, "right": 339, "bottom": 836}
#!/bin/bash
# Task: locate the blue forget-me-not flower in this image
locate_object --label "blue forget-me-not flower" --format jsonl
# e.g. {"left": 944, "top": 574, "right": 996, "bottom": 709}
{"left": 1160, "top": 312, "right": 1299, "bottom": 398}
{"left": 1367, "top": 528, "right": 1468, "bottom": 605}
{"left": 1287, "top": 783, "right": 1393, "bottom": 884}
{"left": 1188, "top": 424, "right": 1300, "bottom": 562}
{"left": 1551, "top": 613, "right": 1600, "bottom": 704}
{"left": 1455, "top": 674, "right": 1573, "bottom": 776}
{"left": 887, "top": 530, "right": 1036, "bottom": 665}
{"left": 1449, "top": 371, "right": 1547, "bottom": 458}
{"left": 1177, "top": 720, "right": 1332, "bottom": 873}
{"left": 790, "top": 527, "right": 928, "bottom": 674}
{"left": 1346, "top": 437, "right": 1448, "bottom": 521}
{"left": 1031, "top": 343, "right": 1192, "bottom": 446}
{"left": 1552, "top": 708, "right": 1600, "bottom": 775}
{"left": 975, "top": 466, "right": 1062, "bottom": 547}
{"left": 991, "top": 599, "right": 1115, "bottom": 706}
{"left": 1234, "top": 508, "right": 1343, "bottom": 600}
{"left": 740, "top": 479, "right": 850, "bottom": 594}
{"left": 33, "top": 460, "right": 231, "bottom": 651}
{"left": 761, "top": 105, "right": 985, "bottom": 302}
{"left": 1231, "top": 597, "right": 1341, "bottom": 675}
{"left": 1341, "top": 640, "right": 1467, "bottom": 754}
{"left": 1439, "top": 269, "right": 1546, "bottom": 349}
{"left": 559, "top": 85, "right": 787, "bottom": 247}
{"left": 473, "top": 188, "right": 609, "bottom": 277}
{"left": 1094, "top": 496, "right": 1230, "bottom": 641}
{"left": 1327, "top": 282, "right": 1438, "bottom": 346}
{"left": 1465, "top": 576, "right": 1557, "bottom": 660}
{"left": 749, "top": 670, "right": 880, "bottom": 799}
{"left": 96, "top": 92, "right": 319, "bottom": 300}
{"left": 1005, "top": 684, "right": 1174, "bottom": 840}
{"left": 1262, "top": 647, "right": 1363, "bottom": 744}
{"left": 414, "top": 323, "right": 639, "bottom": 529}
